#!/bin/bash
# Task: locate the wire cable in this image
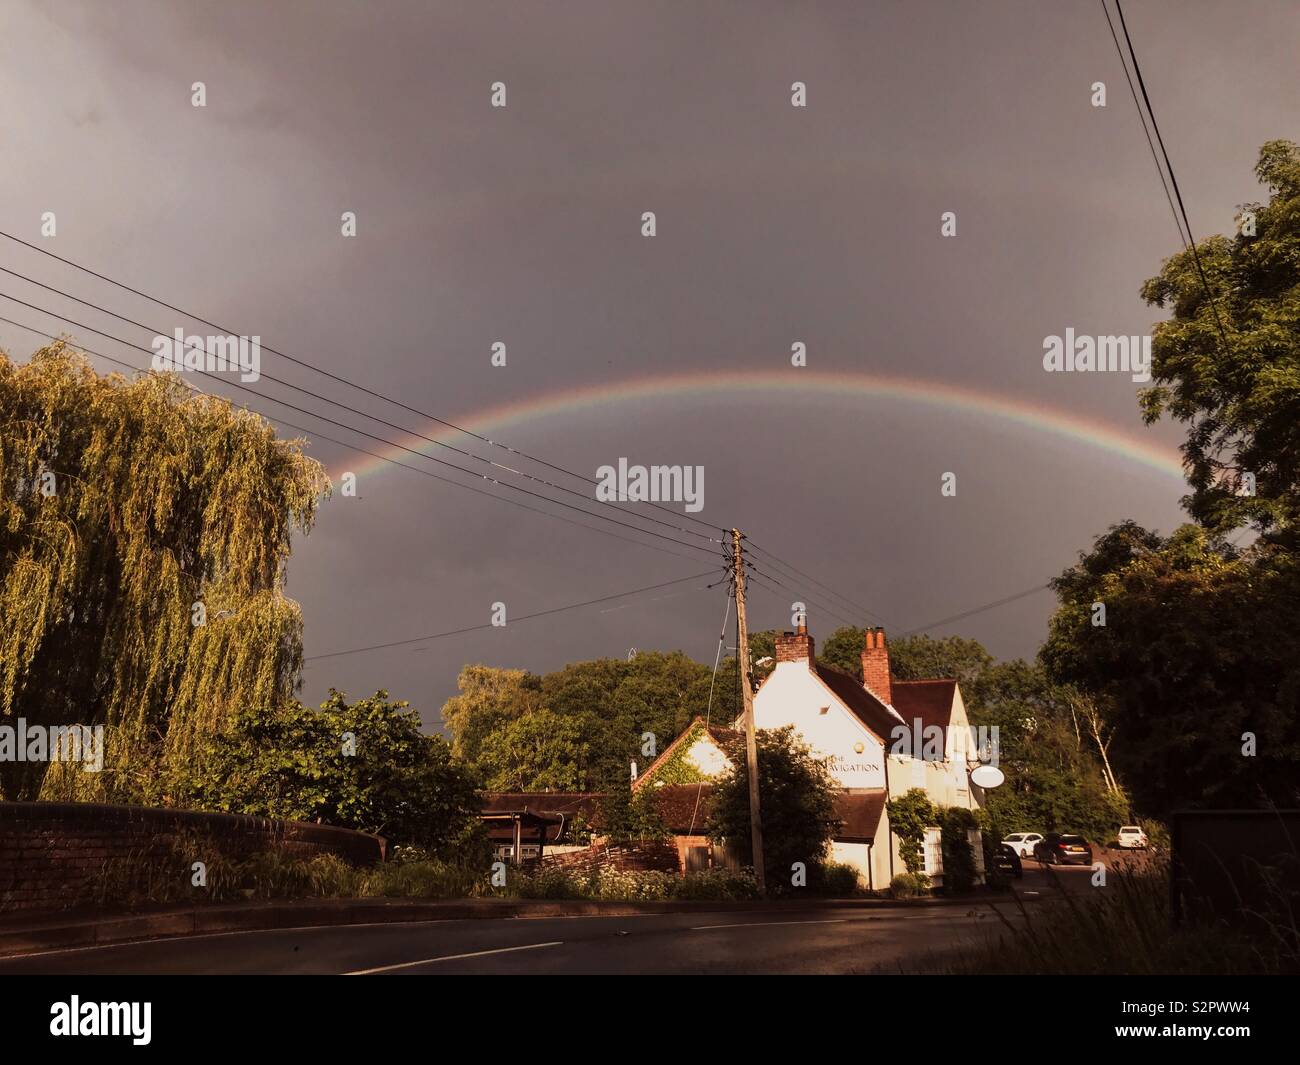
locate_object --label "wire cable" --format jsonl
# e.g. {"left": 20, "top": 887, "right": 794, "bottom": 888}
{"left": 744, "top": 536, "right": 893, "bottom": 629}
{"left": 0, "top": 263, "right": 723, "bottom": 546}
{"left": 0, "top": 316, "right": 719, "bottom": 567}
{"left": 1113, "top": 0, "right": 1232, "bottom": 348}
{"left": 897, "top": 583, "right": 1053, "bottom": 638}
{"left": 303, "top": 570, "right": 726, "bottom": 662}
{"left": 0, "top": 230, "right": 728, "bottom": 541}
{"left": 1099, "top": 0, "right": 1188, "bottom": 247}
{"left": 0, "top": 292, "right": 722, "bottom": 560}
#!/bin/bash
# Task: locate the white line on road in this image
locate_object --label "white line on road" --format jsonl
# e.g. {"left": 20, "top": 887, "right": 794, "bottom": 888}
{"left": 690, "top": 919, "right": 846, "bottom": 931}
{"left": 345, "top": 940, "right": 563, "bottom": 974}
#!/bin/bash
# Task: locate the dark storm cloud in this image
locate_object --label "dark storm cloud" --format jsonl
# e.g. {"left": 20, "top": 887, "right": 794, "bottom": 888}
{"left": 2, "top": 1, "right": 1294, "bottom": 727}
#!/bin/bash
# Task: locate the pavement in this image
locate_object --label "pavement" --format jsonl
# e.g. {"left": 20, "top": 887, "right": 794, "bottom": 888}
{"left": 0, "top": 864, "right": 1099, "bottom": 974}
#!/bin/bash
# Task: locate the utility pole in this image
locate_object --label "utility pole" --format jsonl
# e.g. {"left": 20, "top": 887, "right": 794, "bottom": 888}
{"left": 732, "top": 528, "right": 766, "bottom": 895}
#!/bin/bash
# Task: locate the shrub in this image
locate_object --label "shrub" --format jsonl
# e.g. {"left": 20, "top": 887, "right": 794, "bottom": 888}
{"left": 363, "top": 860, "right": 482, "bottom": 899}
{"left": 675, "top": 867, "right": 761, "bottom": 901}
{"left": 938, "top": 807, "right": 979, "bottom": 894}
{"left": 814, "top": 861, "right": 862, "bottom": 896}
{"left": 595, "top": 867, "right": 676, "bottom": 901}
{"left": 512, "top": 866, "right": 581, "bottom": 899}
{"left": 710, "top": 726, "right": 837, "bottom": 894}
{"left": 890, "top": 872, "right": 931, "bottom": 899}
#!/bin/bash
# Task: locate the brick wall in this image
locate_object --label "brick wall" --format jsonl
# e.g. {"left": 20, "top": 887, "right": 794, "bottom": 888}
{"left": 774, "top": 629, "right": 815, "bottom": 663}
{"left": 0, "top": 801, "right": 386, "bottom": 912}
{"left": 861, "top": 628, "right": 893, "bottom": 705}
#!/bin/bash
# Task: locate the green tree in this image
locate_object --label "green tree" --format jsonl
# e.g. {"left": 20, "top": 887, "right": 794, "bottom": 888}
{"left": 818, "top": 627, "right": 992, "bottom": 685}
{"left": 173, "top": 690, "right": 484, "bottom": 857}
{"left": 599, "top": 779, "right": 671, "bottom": 846}
{"left": 478, "top": 709, "right": 590, "bottom": 791}
{"left": 1041, "top": 522, "right": 1300, "bottom": 813}
{"left": 1140, "top": 139, "right": 1300, "bottom": 544}
{"left": 0, "top": 345, "right": 328, "bottom": 801}
{"left": 442, "top": 651, "right": 718, "bottom": 791}
{"left": 709, "top": 725, "right": 837, "bottom": 895}
{"left": 966, "top": 660, "right": 1127, "bottom": 841}
{"left": 440, "top": 665, "right": 542, "bottom": 778}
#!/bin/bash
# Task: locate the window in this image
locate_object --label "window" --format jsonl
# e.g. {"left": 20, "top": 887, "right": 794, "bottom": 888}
{"left": 922, "top": 828, "right": 943, "bottom": 875}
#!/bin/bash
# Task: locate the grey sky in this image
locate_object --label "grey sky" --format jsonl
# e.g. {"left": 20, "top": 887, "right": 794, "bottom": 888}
{"left": 2, "top": 1, "right": 1294, "bottom": 728}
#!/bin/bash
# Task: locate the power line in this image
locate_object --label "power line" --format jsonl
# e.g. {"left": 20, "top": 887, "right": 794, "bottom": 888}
{"left": 0, "top": 291, "right": 722, "bottom": 560}
{"left": 303, "top": 570, "right": 726, "bottom": 662}
{"left": 0, "top": 234, "right": 926, "bottom": 637}
{"left": 1098, "top": 0, "right": 1187, "bottom": 246}
{"left": 0, "top": 263, "right": 722, "bottom": 547}
{"left": 744, "top": 536, "right": 894, "bottom": 629}
{"left": 898, "top": 583, "right": 1053, "bottom": 638}
{"left": 1112, "top": 0, "right": 1232, "bottom": 348}
{"left": 0, "top": 230, "right": 727, "bottom": 541}
{"left": 743, "top": 563, "right": 862, "bottom": 630}
{"left": 0, "top": 314, "right": 715, "bottom": 565}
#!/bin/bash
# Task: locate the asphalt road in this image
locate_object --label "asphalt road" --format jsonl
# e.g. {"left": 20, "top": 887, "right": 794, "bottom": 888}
{"left": 0, "top": 864, "right": 1096, "bottom": 975}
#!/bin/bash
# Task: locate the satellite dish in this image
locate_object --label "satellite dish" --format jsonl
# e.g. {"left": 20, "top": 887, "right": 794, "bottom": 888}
{"left": 970, "top": 764, "right": 1005, "bottom": 789}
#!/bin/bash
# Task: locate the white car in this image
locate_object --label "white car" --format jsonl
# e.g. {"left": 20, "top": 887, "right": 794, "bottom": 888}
{"left": 1001, "top": 832, "right": 1043, "bottom": 858}
{"left": 1116, "top": 825, "right": 1149, "bottom": 849}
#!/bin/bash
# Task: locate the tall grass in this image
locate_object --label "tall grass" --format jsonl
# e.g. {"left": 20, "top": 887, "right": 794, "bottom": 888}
{"left": 929, "top": 856, "right": 1297, "bottom": 975}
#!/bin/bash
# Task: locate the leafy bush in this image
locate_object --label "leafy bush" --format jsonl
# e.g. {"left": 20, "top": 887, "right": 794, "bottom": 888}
{"left": 939, "top": 807, "right": 979, "bottom": 894}
{"left": 363, "top": 860, "right": 483, "bottom": 899}
{"left": 814, "top": 861, "right": 862, "bottom": 896}
{"left": 710, "top": 726, "right": 837, "bottom": 895}
{"left": 511, "top": 866, "right": 583, "bottom": 899}
{"left": 889, "top": 872, "right": 931, "bottom": 899}
{"left": 170, "top": 690, "right": 483, "bottom": 855}
{"left": 674, "top": 867, "right": 761, "bottom": 901}
{"left": 595, "top": 868, "right": 677, "bottom": 901}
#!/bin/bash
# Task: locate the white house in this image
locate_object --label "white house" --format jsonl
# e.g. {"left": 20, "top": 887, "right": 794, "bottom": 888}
{"left": 636, "top": 625, "right": 988, "bottom": 889}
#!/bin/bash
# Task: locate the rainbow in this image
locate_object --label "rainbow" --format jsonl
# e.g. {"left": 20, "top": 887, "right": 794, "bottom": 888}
{"left": 335, "top": 369, "right": 1187, "bottom": 484}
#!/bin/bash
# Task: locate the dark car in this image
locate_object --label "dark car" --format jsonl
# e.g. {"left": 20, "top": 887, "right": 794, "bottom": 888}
{"left": 1033, "top": 832, "right": 1093, "bottom": 866}
{"left": 993, "top": 843, "right": 1023, "bottom": 879}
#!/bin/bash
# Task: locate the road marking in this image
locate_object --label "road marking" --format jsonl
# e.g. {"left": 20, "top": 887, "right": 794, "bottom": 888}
{"left": 345, "top": 940, "right": 563, "bottom": 974}
{"left": 690, "top": 919, "right": 846, "bottom": 931}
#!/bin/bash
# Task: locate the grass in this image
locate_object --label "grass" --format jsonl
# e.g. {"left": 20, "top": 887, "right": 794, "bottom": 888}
{"left": 919, "top": 855, "right": 1298, "bottom": 975}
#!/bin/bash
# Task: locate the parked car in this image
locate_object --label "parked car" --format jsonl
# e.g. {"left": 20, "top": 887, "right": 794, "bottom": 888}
{"left": 992, "top": 843, "right": 1023, "bottom": 879}
{"left": 1115, "top": 825, "right": 1148, "bottom": 849}
{"left": 1033, "top": 833, "right": 1093, "bottom": 865}
{"left": 1001, "top": 832, "right": 1043, "bottom": 858}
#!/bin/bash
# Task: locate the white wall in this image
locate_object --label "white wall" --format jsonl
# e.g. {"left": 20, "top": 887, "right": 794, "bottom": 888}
{"left": 754, "top": 661, "right": 886, "bottom": 789}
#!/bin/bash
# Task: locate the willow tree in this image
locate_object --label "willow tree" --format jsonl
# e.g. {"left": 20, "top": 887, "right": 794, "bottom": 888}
{"left": 0, "top": 342, "right": 329, "bottom": 801}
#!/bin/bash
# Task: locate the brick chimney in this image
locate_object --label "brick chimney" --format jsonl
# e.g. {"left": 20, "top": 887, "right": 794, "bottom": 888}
{"left": 774, "top": 619, "right": 815, "bottom": 666}
{"left": 861, "top": 627, "right": 892, "bottom": 705}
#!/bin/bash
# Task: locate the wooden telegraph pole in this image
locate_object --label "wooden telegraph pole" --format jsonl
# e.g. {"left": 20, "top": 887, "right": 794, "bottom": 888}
{"left": 732, "top": 528, "right": 766, "bottom": 895}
